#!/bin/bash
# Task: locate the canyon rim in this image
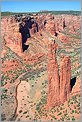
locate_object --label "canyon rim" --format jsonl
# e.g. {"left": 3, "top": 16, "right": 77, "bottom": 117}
{"left": 1, "top": 1, "right": 81, "bottom": 121}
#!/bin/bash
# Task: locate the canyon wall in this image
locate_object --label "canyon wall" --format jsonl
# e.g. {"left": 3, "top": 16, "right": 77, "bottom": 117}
{"left": 1, "top": 14, "right": 81, "bottom": 52}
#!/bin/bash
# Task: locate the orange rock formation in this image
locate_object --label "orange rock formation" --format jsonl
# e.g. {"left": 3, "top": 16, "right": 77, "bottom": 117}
{"left": 47, "top": 43, "right": 71, "bottom": 108}
{"left": 47, "top": 43, "right": 60, "bottom": 108}
{"left": 60, "top": 55, "right": 71, "bottom": 103}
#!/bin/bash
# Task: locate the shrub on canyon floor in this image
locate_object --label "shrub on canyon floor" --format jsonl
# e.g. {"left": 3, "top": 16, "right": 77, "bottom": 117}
{"left": 1, "top": 114, "right": 6, "bottom": 121}
{"left": 51, "top": 115, "right": 57, "bottom": 120}
{"left": 36, "top": 94, "right": 47, "bottom": 113}
{"left": 23, "top": 111, "right": 27, "bottom": 114}
{"left": 1, "top": 93, "right": 8, "bottom": 100}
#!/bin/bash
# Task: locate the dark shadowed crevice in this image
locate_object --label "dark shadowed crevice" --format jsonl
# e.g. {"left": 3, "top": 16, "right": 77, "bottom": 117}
{"left": 44, "top": 20, "right": 47, "bottom": 26}
{"left": 19, "top": 22, "right": 30, "bottom": 52}
{"left": 70, "top": 77, "right": 76, "bottom": 91}
{"left": 19, "top": 17, "right": 38, "bottom": 52}
{"left": 36, "top": 23, "right": 39, "bottom": 32}
{"left": 55, "top": 32, "right": 58, "bottom": 36}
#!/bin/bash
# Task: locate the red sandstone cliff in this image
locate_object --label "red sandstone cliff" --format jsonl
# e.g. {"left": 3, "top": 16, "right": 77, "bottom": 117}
{"left": 60, "top": 55, "right": 71, "bottom": 103}
{"left": 47, "top": 43, "right": 71, "bottom": 108}
{"left": 45, "top": 20, "right": 56, "bottom": 35}
{"left": 47, "top": 43, "right": 60, "bottom": 108}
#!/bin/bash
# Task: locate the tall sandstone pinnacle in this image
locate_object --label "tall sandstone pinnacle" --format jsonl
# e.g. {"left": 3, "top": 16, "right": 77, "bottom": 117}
{"left": 47, "top": 43, "right": 60, "bottom": 108}
{"left": 47, "top": 43, "right": 71, "bottom": 108}
{"left": 60, "top": 55, "right": 71, "bottom": 103}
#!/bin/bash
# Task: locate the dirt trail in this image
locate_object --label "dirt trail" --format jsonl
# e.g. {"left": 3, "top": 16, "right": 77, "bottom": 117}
{"left": 16, "top": 80, "right": 31, "bottom": 113}
{"left": 15, "top": 78, "right": 35, "bottom": 121}
{"left": 13, "top": 72, "right": 27, "bottom": 119}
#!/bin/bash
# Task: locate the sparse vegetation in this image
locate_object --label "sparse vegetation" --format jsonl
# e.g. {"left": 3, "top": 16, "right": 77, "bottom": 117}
{"left": 1, "top": 11, "right": 81, "bottom": 121}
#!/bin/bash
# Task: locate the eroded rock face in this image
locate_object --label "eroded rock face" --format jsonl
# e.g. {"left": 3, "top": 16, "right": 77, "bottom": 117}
{"left": 60, "top": 55, "right": 71, "bottom": 103}
{"left": 45, "top": 20, "right": 56, "bottom": 35}
{"left": 30, "top": 23, "right": 38, "bottom": 35}
{"left": 1, "top": 14, "right": 81, "bottom": 54}
{"left": 58, "top": 34, "right": 70, "bottom": 44}
{"left": 47, "top": 43, "right": 60, "bottom": 108}
{"left": 47, "top": 43, "right": 71, "bottom": 108}
{"left": 1, "top": 17, "right": 22, "bottom": 52}
{"left": 62, "top": 18, "right": 66, "bottom": 29}
{"left": 1, "top": 59, "right": 20, "bottom": 73}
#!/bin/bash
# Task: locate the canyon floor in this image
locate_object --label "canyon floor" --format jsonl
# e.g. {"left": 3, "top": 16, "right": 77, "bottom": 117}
{"left": 1, "top": 13, "right": 81, "bottom": 121}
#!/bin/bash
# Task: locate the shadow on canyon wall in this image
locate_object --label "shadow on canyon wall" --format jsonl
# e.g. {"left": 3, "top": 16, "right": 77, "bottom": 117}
{"left": 19, "top": 17, "right": 38, "bottom": 52}
{"left": 70, "top": 77, "right": 76, "bottom": 91}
